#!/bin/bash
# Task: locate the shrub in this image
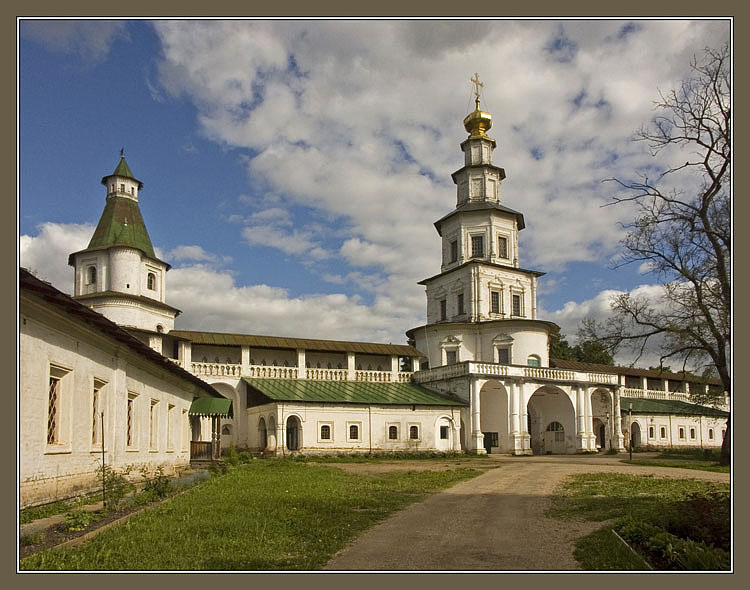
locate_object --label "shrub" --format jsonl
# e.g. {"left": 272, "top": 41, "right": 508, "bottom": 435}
{"left": 142, "top": 466, "right": 171, "bottom": 500}
{"left": 60, "top": 509, "right": 97, "bottom": 532}
{"left": 98, "top": 463, "right": 133, "bottom": 510}
{"left": 605, "top": 447, "right": 619, "bottom": 455}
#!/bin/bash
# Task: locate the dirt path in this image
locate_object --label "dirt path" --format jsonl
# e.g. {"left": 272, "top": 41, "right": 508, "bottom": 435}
{"left": 322, "top": 455, "right": 729, "bottom": 571}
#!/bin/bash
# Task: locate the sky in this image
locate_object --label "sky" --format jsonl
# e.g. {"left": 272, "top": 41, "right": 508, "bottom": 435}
{"left": 18, "top": 18, "right": 731, "bottom": 363}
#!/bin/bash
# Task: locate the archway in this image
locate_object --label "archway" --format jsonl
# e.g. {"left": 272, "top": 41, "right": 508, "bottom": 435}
{"left": 631, "top": 421, "right": 642, "bottom": 450}
{"left": 590, "top": 389, "right": 613, "bottom": 450}
{"left": 593, "top": 418, "right": 606, "bottom": 449}
{"left": 266, "top": 416, "right": 277, "bottom": 452}
{"left": 208, "top": 382, "right": 239, "bottom": 448}
{"left": 258, "top": 417, "right": 268, "bottom": 451}
{"left": 479, "top": 380, "right": 509, "bottom": 454}
{"left": 527, "top": 386, "right": 576, "bottom": 455}
{"left": 435, "top": 416, "right": 455, "bottom": 451}
{"left": 286, "top": 415, "right": 302, "bottom": 451}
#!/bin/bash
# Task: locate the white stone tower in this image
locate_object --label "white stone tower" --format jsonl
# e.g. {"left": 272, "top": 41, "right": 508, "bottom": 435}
{"left": 407, "top": 76, "right": 556, "bottom": 369}
{"left": 69, "top": 152, "right": 179, "bottom": 352}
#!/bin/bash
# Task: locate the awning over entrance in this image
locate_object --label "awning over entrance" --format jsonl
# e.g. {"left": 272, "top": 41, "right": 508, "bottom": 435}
{"left": 243, "top": 378, "right": 466, "bottom": 407}
{"left": 189, "top": 396, "right": 233, "bottom": 417}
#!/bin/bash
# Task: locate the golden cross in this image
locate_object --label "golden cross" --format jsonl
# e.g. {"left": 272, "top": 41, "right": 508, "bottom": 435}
{"left": 471, "top": 72, "right": 484, "bottom": 100}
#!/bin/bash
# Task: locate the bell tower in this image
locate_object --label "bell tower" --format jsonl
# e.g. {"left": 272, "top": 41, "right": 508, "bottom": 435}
{"left": 68, "top": 152, "right": 180, "bottom": 351}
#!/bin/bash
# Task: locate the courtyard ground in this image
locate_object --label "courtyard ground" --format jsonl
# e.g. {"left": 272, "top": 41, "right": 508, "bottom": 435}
{"left": 322, "top": 453, "right": 730, "bottom": 571}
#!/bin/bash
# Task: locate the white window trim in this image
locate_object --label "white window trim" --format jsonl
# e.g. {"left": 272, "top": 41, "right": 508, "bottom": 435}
{"left": 469, "top": 233, "right": 485, "bottom": 258}
{"left": 678, "top": 425, "right": 686, "bottom": 440}
{"left": 496, "top": 232, "right": 511, "bottom": 260}
{"left": 126, "top": 392, "right": 139, "bottom": 451}
{"left": 46, "top": 364, "right": 73, "bottom": 453}
{"left": 91, "top": 377, "right": 108, "bottom": 451}
{"left": 347, "top": 421, "right": 362, "bottom": 442}
{"left": 318, "top": 421, "right": 334, "bottom": 443}
{"left": 149, "top": 399, "right": 160, "bottom": 451}
{"left": 386, "top": 423, "right": 400, "bottom": 441}
{"left": 408, "top": 423, "right": 421, "bottom": 441}
{"left": 510, "top": 289, "right": 525, "bottom": 317}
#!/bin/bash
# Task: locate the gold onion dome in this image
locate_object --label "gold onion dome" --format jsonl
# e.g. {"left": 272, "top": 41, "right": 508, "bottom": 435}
{"left": 463, "top": 95, "right": 492, "bottom": 138}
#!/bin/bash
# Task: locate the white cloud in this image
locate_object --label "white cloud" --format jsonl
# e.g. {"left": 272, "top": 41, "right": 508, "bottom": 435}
{"left": 19, "top": 223, "right": 94, "bottom": 293}
{"left": 21, "top": 20, "right": 128, "bottom": 63}
{"left": 166, "top": 245, "right": 217, "bottom": 262}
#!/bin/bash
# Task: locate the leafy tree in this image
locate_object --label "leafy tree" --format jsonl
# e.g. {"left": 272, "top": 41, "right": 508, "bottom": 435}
{"left": 550, "top": 333, "right": 614, "bottom": 365}
{"left": 582, "top": 44, "right": 730, "bottom": 464}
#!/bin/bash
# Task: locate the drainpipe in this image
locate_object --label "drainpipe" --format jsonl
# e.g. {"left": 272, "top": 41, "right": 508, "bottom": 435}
{"left": 368, "top": 407, "right": 372, "bottom": 453}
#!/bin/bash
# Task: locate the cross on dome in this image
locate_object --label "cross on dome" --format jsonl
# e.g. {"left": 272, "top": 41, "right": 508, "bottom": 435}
{"left": 471, "top": 72, "right": 484, "bottom": 108}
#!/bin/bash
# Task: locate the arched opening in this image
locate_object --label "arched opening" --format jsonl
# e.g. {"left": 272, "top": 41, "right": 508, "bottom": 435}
{"left": 147, "top": 272, "right": 156, "bottom": 291}
{"left": 479, "top": 380, "right": 509, "bottom": 454}
{"left": 220, "top": 424, "right": 232, "bottom": 449}
{"left": 590, "top": 389, "right": 613, "bottom": 450}
{"left": 593, "top": 418, "right": 606, "bottom": 449}
{"left": 631, "top": 421, "right": 642, "bottom": 450}
{"left": 86, "top": 266, "right": 97, "bottom": 285}
{"left": 435, "top": 416, "right": 454, "bottom": 451}
{"left": 527, "top": 386, "right": 576, "bottom": 455}
{"left": 267, "top": 416, "right": 277, "bottom": 451}
{"left": 258, "top": 417, "right": 267, "bottom": 451}
{"left": 527, "top": 355, "right": 541, "bottom": 367}
{"left": 286, "top": 415, "right": 301, "bottom": 451}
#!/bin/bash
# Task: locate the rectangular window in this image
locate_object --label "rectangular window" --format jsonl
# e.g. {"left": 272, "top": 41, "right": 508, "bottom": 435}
{"left": 471, "top": 235, "right": 484, "bottom": 258}
{"left": 512, "top": 294, "right": 522, "bottom": 316}
{"left": 92, "top": 379, "right": 106, "bottom": 446}
{"left": 440, "top": 426, "right": 449, "bottom": 440}
{"left": 678, "top": 427, "right": 686, "bottom": 440}
{"left": 47, "top": 376, "right": 60, "bottom": 444}
{"left": 497, "top": 348, "right": 510, "bottom": 365}
{"left": 450, "top": 240, "right": 458, "bottom": 263}
{"left": 498, "top": 236, "right": 508, "bottom": 259}
{"left": 150, "top": 400, "right": 159, "bottom": 450}
{"left": 689, "top": 427, "right": 696, "bottom": 440}
{"left": 648, "top": 426, "right": 655, "bottom": 439}
{"left": 127, "top": 393, "right": 137, "bottom": 447}
{"left": 491, "top": 291, "right": 500, "bottom": 314}
{"left": 439, "top": 299, "right": 447, "bottom": 321}
{"left": 660, "top": 426, "right": 667, "bottom": 439}
{"left": 320, "top": 424, "right": 332, "bottom": 440}
{"left": 708, "top": 429, "right": 714, "bottom": 440}
{"left": 457, "top": 293, "right": 465, "bottom": 315}
{"left": 167, "top": 404, "right": 175, "bottom": 449}
{"left": 409, "top": 425, "right": 420, "bottom": 440}
{"left": 348, "top": 423, "right": 361, "bottom": 441}
{"left": 446, "top": 350, "right": 457, "bottom": 365}
{"left": 388, "top": 425, "right": 399, "bottom": 440}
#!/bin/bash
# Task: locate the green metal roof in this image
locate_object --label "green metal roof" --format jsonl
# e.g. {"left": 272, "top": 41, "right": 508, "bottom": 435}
{"left": 112, "top": 155, "right": 136, "bottom": 180}
{"left": 170, "top": 330, "right": 422, "bottom": 357}
{"left": 82, "top": 195, "right": 156, "bottom": 258}
{"left": 189, "top": 397, "right": 233, "bottom": 417}
{"left": 621, "top": 397, "right": 728, "bottom": 418}
{"left": 243, "top": 378, "right": 466, "bottom": 407}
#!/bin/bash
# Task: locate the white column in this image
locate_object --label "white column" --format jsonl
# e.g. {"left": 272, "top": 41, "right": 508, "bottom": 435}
{"left": 575, "top": 385, "right": 586, "bottom": 452}
{"left": 412, "top": 357, "right": 420, "bottom": 372}
{"left": 347, "top": 352, "right": 356, "bottom": 381}
{"left": 297, "top": 349, "right": 306, "bottom": 379}
{"left": 613, "top": 385, "right": 625, "bottom": 451}
{"left": 390, "top": 355, "right": 399, "bottom": 382}
{"left": 584, "top": 385, "right": 595, "bottom": 451}
{"left": 241, "top": 345, "right": 250, "bottom": 368}
{"left": 178, "top": 341, "right": 192, "bottom": 368}
{"left": 470, "top": 378, "right": 486, "bottom": 454}
{"left": 518, "top": 381, "right": 531, "bottom": 455}
{"left": 509, "top": 380, "right": 520, "bottom": 434}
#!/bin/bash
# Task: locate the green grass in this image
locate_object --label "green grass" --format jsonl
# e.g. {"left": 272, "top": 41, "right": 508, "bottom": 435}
{"left": 548, "top": 473, "right": 730, "bottom": 570}
{"left": 20, "top": 495, "right": 101, "bottom": 524}
{"left": 620, "top": 459, "right": 729, "bottom": 473}
{"left": 288, "top": 451, "right": 491, "bottom": 463}
{"left": 20, "top": 460, "right": 481, "bottom": 571}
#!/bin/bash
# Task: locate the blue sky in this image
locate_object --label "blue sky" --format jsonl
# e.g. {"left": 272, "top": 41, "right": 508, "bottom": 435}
{"left": 19, "top": 18, "right": 731, "bottom": 357}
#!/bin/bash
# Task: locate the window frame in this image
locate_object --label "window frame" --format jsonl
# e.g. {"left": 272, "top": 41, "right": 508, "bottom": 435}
{"left": 490, "top": 290, "right": 501, "bottom": 315}
{"left": 497, "top": 235, "right": 509, "bottom": 259}
{"left": 318, "top": 422, "right": 333, "bottom": 442}
{"left": 449, "top": 239, "right": 458, "bottom": 263}
{"left": 126, "top": 392, "right": 138, "bottom": 449}
{"left": 387, "top": 424, "right": 399, "bottom": 440}
{"left": 408, "top": 424, "right": 420, "bottom": 441}
{"left": 439, "top": 299, "right": 447, "bottom": 321}
{"left": 149, "top": 399, "right": 159, "bottom": 451}
{"left": 497, "top": 347, "right": 510, "bottom": 365}
{"left": 347, "top": 422, "right": 362, "bottom": 442}
{"left": 470, "top": 234, "right": 484, "bottom": 258}
{"left": 457, "top": 293, "right": 465, "bottom": 315}
{"left": 511, "top": 293, "right": 523, "bottom": 317}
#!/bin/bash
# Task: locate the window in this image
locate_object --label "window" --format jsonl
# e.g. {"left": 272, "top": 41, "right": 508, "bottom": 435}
{"left": 349, "top": 424, "right": 359, "bottom": 440}
{"left": 86, "top": 266, "right": 97, "bottom": 285}
{"left": 491, "top": 291, "right": 500, "bottom": 314}
{"left": 409, "top": 425, "right": 419, "bottom": 440}
{"left": 708, "top": 428, "right": 714, "bottom": 440}
{"left": 120, "top": 183, "right": 125, "bottom": 192}
{"left": 92, "top": 379, "right": 106, "bottom": 446}
{"left": 497, "top": 348, "right": 510, "bottom": 365}
{"left": 388, "top": 425, "right": 398, "bottom": 440}
{"left": 221, "top": 425, "right": 231, "bottom": 435}
{"left": 439, "top": 299, "right": 447, "bottom": 321}
{"left": 689, "top": 427, "right": 696, "bottom": 440}
{"left": 127, "top": 394, "right": 137, "bottom": 447}
{"left": 147, "top": 272, "right": 156, "bottom": 290}
{"left": 648, "top": 426, "right": 655, "bottom": 439}
{"left": 660, "top": 426, "right": 666, "bottom": 439}
{"left": 167, "top": 404, "right": 175, "bottom": 449}
{"left": 446, "top": 350, "right": 457, "bottom": 365}
{"left": 527, "top": 355, "right": 541, "bottom": 367}
{"left": 457, "top": 293, "right": 465, "bottom": 315}
{"left": 678, "top": 427, "right": 686, "bottom": 440}
{"left": 546, "top": 421, "right": 565, "bottom": 442}
{"left": 47, "top": 375, "right": 61, "bottom": 444}
{"left": 512, "top": 294, "right": 522, "bottom": 316}
{"left": 440, "top": 425, "right": 449, "bottom": 439}
{"left": 471, "top": 235, "right": 484, "bottom": 258}
{"left": 449, "top": 240, "right": 458, "bottom": 263}
{"left": 320, "top": 424, "right": 331, "bottom": 440}
{"left": 150, "top": 400, "right": 159, "bottom": 449}
{"left": 498, "top": 236, "right": 508, "bottom": 259}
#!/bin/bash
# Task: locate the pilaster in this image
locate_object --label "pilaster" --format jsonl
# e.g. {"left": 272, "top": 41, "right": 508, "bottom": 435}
{"left": 297, "top": 349, "right": 306, "bottom": 379}
{"left": 469, "top": 378, "right": 486, "bottom": 454}
{"left": 613, "top": 384, "right": 625, "bottom": 451}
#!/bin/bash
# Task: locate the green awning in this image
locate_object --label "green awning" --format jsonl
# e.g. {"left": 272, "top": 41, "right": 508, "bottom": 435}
{"left": 621, "top": 397, "right": 728, "bottom": 418}
{"left": 243, "top": 378, "right": 466, "bottom": 407}
{"left": 189, "top": 397, "right": 233, "bottom": 417}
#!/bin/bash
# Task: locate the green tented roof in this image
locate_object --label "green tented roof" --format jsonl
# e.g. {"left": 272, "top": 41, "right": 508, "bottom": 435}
{"left": 189, "top": 397, "right": 233, "bottom": 417}
{"left": 82, "top": 196, "right": 156, "bottom": 258}
{"left": 111, "top": 155, "right": 136, "bottom": 180}
{"left": 243, "top": 378, "right": 466, "bottom": 407}
{"left": 620, "top": 397, "right": 728, "bottom": 418}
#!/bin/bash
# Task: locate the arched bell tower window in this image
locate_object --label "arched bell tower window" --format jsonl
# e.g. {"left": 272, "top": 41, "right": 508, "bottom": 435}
{"left": 86, "top": 266, "right": 97, "bottom": 285}
{"left": 147, "top": 272, "right": 156, "bottom": 290}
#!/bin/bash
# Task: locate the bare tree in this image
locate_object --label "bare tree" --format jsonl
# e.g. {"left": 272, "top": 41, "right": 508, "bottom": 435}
{"left": 582, "top": 44, "right": 731, "bottom": 463}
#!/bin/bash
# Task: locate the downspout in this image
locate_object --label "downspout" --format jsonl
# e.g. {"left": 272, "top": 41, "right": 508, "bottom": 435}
{"left": 368, "top": 406, "right": 372, "bottom": 453}
{"left": 280, "top": 401, "right": 285, "bottom": 457}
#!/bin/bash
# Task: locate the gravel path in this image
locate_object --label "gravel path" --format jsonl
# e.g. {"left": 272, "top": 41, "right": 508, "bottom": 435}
{"left": 323, "top": 455, "right": 729, "bottom": 571}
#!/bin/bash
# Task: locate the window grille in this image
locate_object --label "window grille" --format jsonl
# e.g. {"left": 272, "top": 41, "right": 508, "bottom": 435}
{"left": 512, "top": 294, "right": 522, "bottom": 316}
{"left": 450, "top": 240, "right": 458, "bottom": 263}
{"left": 127, "top": 395, "right": 135, "bottom": 446}
{"left": 320, "top": 424, "right": 331, "bottom": 440}
{"left": 446, "top": 350, "right": 457, "bottom": 365}
{"left": 349, "top": 424, "right": 359, "bottom": 440}
{"left": 491, "top": 291, "right": 500, "bottom": 314}
{"left": 147, "top": 273, "right": 155, "bottom": 290}
{"left": 497, "top": 348, "right": 510, "bottom": 365}
{"left": 457, "top": 293, "right": 464, "bottom": 315}
{"left": 471, "top": 235, "right": 484, "bottom": 258}
{"left": 388, "top": 425, "right": 398, "bottom": 440}
{"left": 498, "top": 236, "right": 508, "bottom": 259}
{"left": 409, "top": 425, "right": 419, "bottom": 439}
{"left": 47, "top": 376, "right": 60, "bottom": 444}
{"left": 439, "top": 299, "right": 447, "bottom": 321}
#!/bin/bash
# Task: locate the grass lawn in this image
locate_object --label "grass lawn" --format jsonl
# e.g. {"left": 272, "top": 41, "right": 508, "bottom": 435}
{"left": 20, "top": 460, "right": 481, "bottom": 571}
{"left": 548, "top": 473, "right": 730, "bottom": 570}
{"left": 619, "top": 459, "right": 729, "bottom": 473}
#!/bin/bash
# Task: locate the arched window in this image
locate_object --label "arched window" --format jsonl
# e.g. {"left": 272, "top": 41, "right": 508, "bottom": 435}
{"left": 221, "top": 425, "right": 231, "bottom": 436}
{"left": 708, "top": 428, "right": 714, "bottom": 440}
{"left": 409, "top": 425, "right": 419, "bottom": 439}
{"left": 156, "top": 325, "right": 164, "bottom": 333}
{"left": 86, "top": 266, "right": 97, "bottom": 285}
{"left": 349, "top": 424, "right": 359, "bottom": 440}
{"left": 527, "top": 355, "right": 541, "bottom": 367}
{"left": 258, "top": 418, "right": 267, "bottom": 449}
{"left": 388, "top": 425, "right": 398, "bottom": 440}
{"left": 546, "top": 421, "right": 564, "bottom": 442}
{"left": 147, "top": 273, "right": 156, "bottom": 290}
{"left": 320, "top": 424, "right": 331, "bottom": 440}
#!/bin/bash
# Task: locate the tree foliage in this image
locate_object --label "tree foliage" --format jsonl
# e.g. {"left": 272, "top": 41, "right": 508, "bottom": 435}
{"left": 550, "top": 333, "right": 614, "bottom": 365}
{"left": 582, "top": 44, "right": 731, "bottom": 463}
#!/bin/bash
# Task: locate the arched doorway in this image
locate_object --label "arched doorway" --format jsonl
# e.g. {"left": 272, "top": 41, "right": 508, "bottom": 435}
{"left": 258, "top": 417, "right": 267, "bottom": 451}
{"left": 544, "top": 421, "right": 566, "bottom": 454}
{"left": 590, "top": 389, "right": 613, "bottom": 450}
{"left": 435, "top": 416, "right": 455, "bottom": 451}
{"left": 479, "top": 380, "right": 509, "bottom": 454}
{"left": 630, "top": 421, "right": 642, "bottom": 450}
{"left": 286, "top": 416, "right": 301, "bottom": 451}
{"left": 527, "top": 386, "right": 576, "bottom": 455}
{"left": 593, "top": 419, "right": 606, "bottom": 449}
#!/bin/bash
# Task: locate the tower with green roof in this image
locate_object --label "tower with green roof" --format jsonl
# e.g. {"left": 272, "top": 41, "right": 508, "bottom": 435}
{"left": 68, "top": 153, "right": 180, "bottom": 350}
